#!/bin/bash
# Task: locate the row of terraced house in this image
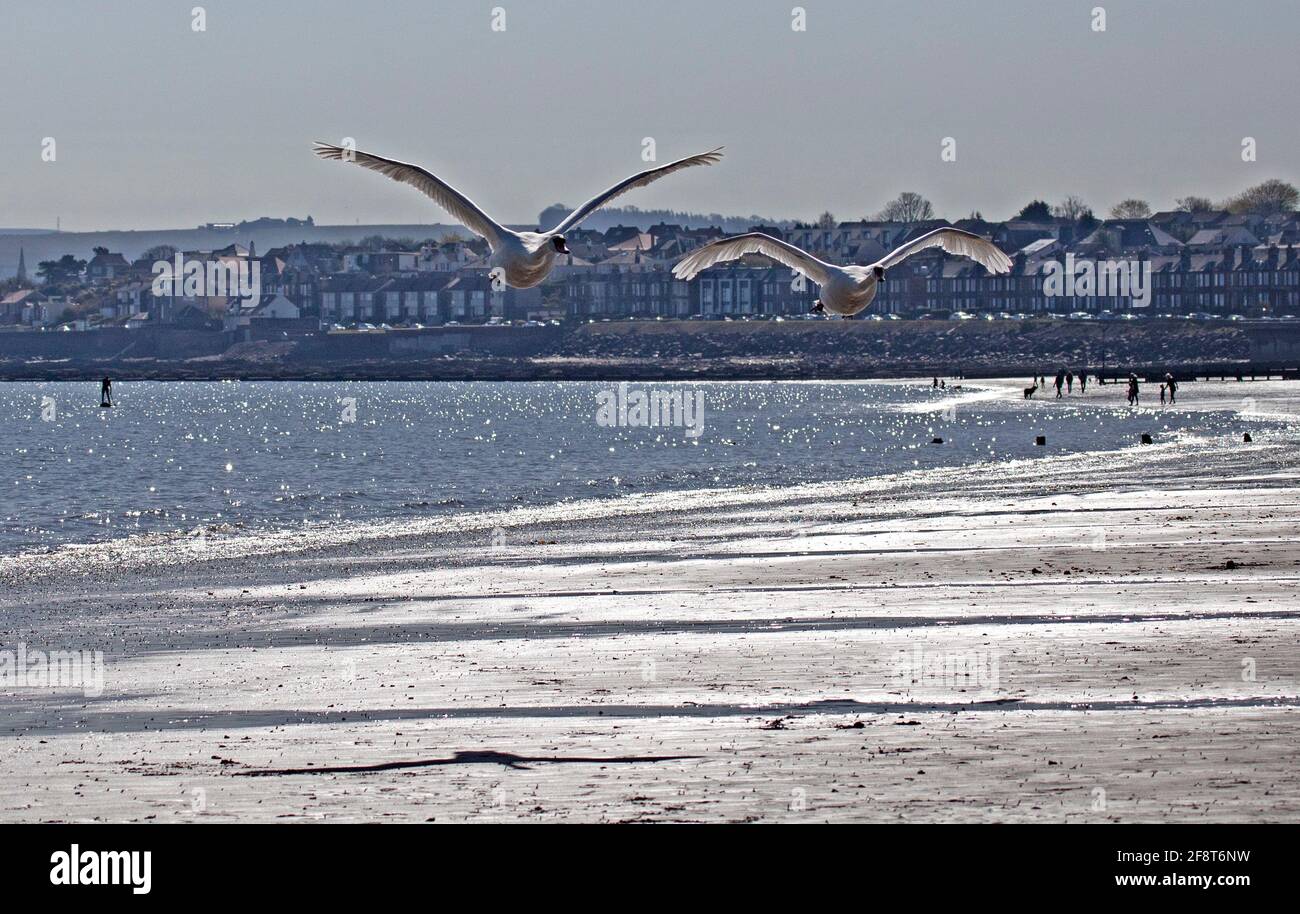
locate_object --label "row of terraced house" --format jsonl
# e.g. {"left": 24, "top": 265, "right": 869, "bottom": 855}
{"left": 313, "top": 211, "right": 1300, "bottom": 322}
{"left": 7, "top": 207, "right": 1300, "bottom": 330}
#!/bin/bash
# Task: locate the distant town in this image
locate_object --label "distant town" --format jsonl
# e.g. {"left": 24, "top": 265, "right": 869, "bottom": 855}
{"left": 7, "top": 193, "right": 1300, "bottom": 331}
{"left": 3, "top": 182, "right": 1300, "bottom": 379}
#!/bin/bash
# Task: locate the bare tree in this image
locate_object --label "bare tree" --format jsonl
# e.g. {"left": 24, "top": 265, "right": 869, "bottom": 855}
{"left": 1221, "top": 179, "right": 1299, "bottom": 217}
{"left": 1053, "top": 195, "right": 1091, "bottom": 221}
{"left": 1109, "top": 199, "right": 1152, "bottom": 219}
{"left": 877, "top": 192, "right": 934, "bottom": 223}
{"left": 142, "top": 244, "right": 178, "bottom": 263}
{"left": 816, "top": 211, "right": 837, "bottom": 229}
{"left": 1175, "top": 195, "right": 1214, "bottom": 214}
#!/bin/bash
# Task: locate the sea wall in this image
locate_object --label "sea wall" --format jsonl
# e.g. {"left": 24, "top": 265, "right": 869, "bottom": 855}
{"left": 0, "top": 319, "right": 1290, "bottom": 381}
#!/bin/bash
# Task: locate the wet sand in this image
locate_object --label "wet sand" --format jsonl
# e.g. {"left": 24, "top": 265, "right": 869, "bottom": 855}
{"left": 1, "top": 379, "right": 1298, "bottom": 822}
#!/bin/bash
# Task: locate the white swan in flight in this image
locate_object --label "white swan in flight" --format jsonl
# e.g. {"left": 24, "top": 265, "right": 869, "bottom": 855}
{"left": 314, "top": 142, "right": 723, "bottom": 289}
{"left": 672, "top": 227, "right": 1012, "bottom": 316}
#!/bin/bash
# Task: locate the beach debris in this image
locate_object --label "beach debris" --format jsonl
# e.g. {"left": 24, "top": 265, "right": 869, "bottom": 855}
{"left": 234, "top": 750, "right": 701, "bottom": 776}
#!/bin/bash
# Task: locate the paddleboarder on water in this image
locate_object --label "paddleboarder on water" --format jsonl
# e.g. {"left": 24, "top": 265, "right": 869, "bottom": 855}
{"left": 100, "top": 377, "right": 112, "bottom": 408}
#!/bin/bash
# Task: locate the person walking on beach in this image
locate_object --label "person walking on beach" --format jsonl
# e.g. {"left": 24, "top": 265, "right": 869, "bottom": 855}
{"left": 1127, "top": 373, "right": 1140, "bottom": 406}
{"left": 1066, "top": 371, "right": 1074, "bottom": 394}
{"left": 1079, "top": 372, "right": 1087, "bottom": 394}
{"left": 1054, "top": 369, "right": 1065, "bottom": 399}
{"left": 933, "top": 377, "right": 939, "bottom": 388}
{"left": 1160, "top": 384, "right": 1167, "bottom": 405}
{"left": 1165, "top": 373, "right": 1178, "bottom": 404}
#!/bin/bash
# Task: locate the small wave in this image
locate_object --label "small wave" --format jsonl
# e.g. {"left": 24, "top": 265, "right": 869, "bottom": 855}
{"left": 3, "top": 424, "right": 1284, "bottom": 585}
{"left": 401, "top": 499, "right": 466, "bottom": 510}
{"left": 891, "top": 386, "right": 1007, "bottom": 414}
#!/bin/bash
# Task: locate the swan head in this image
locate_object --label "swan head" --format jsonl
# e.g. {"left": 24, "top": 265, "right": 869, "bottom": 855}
{"left": 551, "top": 236, "right": 570, "bottom": 255}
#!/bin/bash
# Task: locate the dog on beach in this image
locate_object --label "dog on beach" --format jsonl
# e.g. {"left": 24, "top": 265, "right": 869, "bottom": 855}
{"left": 1023, "top": 384, "right": 1038, "bottom": 399}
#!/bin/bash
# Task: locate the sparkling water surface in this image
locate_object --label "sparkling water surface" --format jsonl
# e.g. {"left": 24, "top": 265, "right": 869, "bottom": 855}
{"left": 0, "top": 379, "right": 1275, "bottom": 554}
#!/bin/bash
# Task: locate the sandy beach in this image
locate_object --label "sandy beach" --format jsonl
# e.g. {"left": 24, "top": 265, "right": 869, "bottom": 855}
{"left": 1, "top": 378, "right": 1298, "bottom": 823}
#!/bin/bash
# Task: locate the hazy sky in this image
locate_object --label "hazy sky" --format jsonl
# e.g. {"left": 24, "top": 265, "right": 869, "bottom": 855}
{"left": 3, "top": 0, "right": 1297, "bottom": 231}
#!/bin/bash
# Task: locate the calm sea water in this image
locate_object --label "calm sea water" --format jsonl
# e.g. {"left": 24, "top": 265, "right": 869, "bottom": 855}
{"left": 0, "top": 379, "right": 1267, "bottom": 554}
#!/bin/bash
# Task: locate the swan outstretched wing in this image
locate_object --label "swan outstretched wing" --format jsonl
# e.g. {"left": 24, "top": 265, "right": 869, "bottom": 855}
{"left": 874, "top": 227, "right": 1012, "bottom": 273}
{"left": 313, "top": 142, "right": 507, "bottom": 249}
{"left": 672, "top": 233, "right": 832, "bottom": 284}
{"left": 549, "top": 147, "right": 724, "bottom": 235}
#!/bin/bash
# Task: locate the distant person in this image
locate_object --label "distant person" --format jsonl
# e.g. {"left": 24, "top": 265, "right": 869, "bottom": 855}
{"left": 940, "top": 379, "right": 946, "bottom": 390}
{"left": 1079, "top": 372, "right": 1087, "bottom": 394}
{"left": 933, "top": 377, "right": 939, "bottom": 388}
{"left": 1160, "top": 384, "right": 1167, "bottom": 405}
{"left": 1165, "top": 373, "right": 1178, "bottom": 404}
{"left": 1127, "top": 374, "right": 1140, "bottom": 406}
{"left": 1054, "top": 370, "right": 1065, "bottom": 399}
{"left": 1066, "top": 371, "right": 1074, "bottom": 394}
{"left": 100, "top": 377, "right": 112, "bottom": 408}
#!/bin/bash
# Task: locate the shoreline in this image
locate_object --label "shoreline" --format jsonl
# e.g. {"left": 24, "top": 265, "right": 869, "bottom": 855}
{"left": 1, "top": 379, "right": 1298, "bottom": 822}
{"left": 2, "top": 376, "right": 1285, "bottom": 583}
{"left": 0, "top": 314, "right": 1281, "bottom": 383}
{"left": 0, "top": 358, "right": 1288, "bottom": 384}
